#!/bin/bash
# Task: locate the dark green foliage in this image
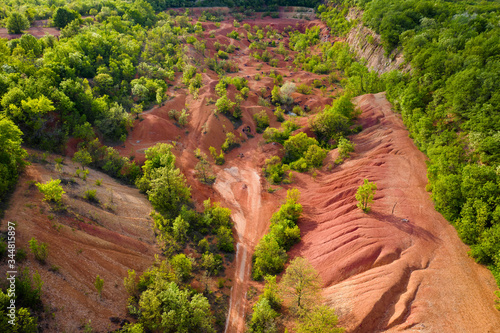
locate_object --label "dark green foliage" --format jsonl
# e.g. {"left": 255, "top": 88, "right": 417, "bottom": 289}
{"left": 254, "top": 110, "right": 270, "bottom": 133}
{"left": 0, "top": 118, "right": 27, "bottom": 203}
{"left": 53, "top": 8, "right": 79, "bottom": 29}
{"left": 253, "top": 189, "right": 302, "bottom": 280}
{"left": 7, "top": 12, "right": 30, "bottom": 34}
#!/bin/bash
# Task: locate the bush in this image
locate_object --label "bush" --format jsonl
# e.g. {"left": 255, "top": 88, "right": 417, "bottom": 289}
{"left": 254, "top": 111, "right": 270, "bottom": 133}
{"left": 297, "top": 84, "right": 312, "bottom": 95}
{"left": 356, "top": 179, "right": 377, "bottom": 213}
{"left": 217, "top": 50, "right": 229, "bottom": 59}
{"left": 221, "top": 132, "right": 239, "bottom": 152}
{"left": 170, "top": 254, "right": 193, "bottom": 282}
{"left": 6, "top": 12, "right": 30, "bottom": 34}
{"left": 36, "top": 179, "right": 65, "bottom": 203}
{"left": 84, "top": 189, "right": 98, "bottom": 202}
{"left": 227, "top": 30, "right": 240, "bottom": 40}
{"left": 28, "top": 238, "right": 48, "bottom": 264}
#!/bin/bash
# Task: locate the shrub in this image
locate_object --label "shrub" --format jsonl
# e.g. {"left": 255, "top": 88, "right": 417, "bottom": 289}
{"left": 209, "top": 146, "right": 225, "bottom": 165}
{"left": 253, "top": 111, "right": 270, "bottom": 133}
{"left": 84, "top": 189, "right": 98, "bottom": 202}
{"left": 28, "top": 238, "right": 48, "bottom": 264}
{"left": 217, "top": 50, "right": 229, "bottom": 59}
{"left": 221, "top": 132, "right": 239, "bottom": 152}
{"left": 36, "top": 179, "right": 65, "bottom": 203}
{"left": 94, "top": 275, "right": 104, "bottom": 299}
{"left": 227, "top": 30, "right": 240, "bottom": 40}
{"left": 356, "top": 179, "right": 377, "bottom": 212}
{"left": 297, "top": 84, "right": 312, "bottom": 94}
{"left": 336, "top": 137, "right": 355, "bottom": 164}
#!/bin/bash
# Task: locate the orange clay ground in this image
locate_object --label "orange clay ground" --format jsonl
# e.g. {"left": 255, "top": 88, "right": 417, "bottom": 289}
{"left": 1, "top": 11, "right": 500, "bottom": 333}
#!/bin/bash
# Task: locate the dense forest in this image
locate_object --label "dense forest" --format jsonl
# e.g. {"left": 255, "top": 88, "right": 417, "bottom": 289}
{"left": 346, "top": 0, "right": 500, "bottom": 284}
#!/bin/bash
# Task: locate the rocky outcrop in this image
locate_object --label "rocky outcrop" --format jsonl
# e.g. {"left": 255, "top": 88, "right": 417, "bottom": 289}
{"left": 346, "top": 8, "right": 409, "bottom": 74}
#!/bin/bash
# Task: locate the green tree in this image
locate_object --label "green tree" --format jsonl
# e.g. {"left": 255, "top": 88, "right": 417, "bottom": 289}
{"left": 260, "top": 275, "right": 282, "bottom": 310}
{"left": 195, "top": 158, "right": 216, "bottom": 184}
{"left": 248, "top": 298, "right": 279, "bottom": 333}
{"left": 355, "top": 179, "right": 377, "bottom": 212}
{"left": 0, "top": 118, "right": 27, "bottom": 201}
{"left": 53, "top": 8, "right": 79, "bottom": 29}
{"left": 73, "top": 149, "right": 92, "bottom": 170}
{"left": 296, "top": 305, "right": 344, "bottom": 333}
{"left": 6, "top": 12, "right": 29, "bottom": 34}
{"left": 147, "top": 166, "right": 191, "bottom": 218}
{"left": 253, "top": 236, "right": 287, "bottom": 280}
{"left": 170, "top": 254, "right": 192, "bottom": 282}
{"left": 138, "top": 281, "right": 215, "bottom": 332}
{"left": 279, "top": 257, "right": 321, "bottom": 312}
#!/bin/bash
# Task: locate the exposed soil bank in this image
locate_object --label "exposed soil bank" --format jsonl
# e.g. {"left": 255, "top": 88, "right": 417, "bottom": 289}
{"left": 290, "top": 93, "right": 500, "bottom": 332}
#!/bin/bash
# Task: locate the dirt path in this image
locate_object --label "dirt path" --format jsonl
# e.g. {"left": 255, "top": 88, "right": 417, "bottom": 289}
{"left": 215, "top": 166, "right": 265, "bottom": 333}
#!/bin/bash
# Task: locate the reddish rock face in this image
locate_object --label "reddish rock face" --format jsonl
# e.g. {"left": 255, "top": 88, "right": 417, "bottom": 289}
{"left": 289, "top": 93, "right": 500, "bottom": 332}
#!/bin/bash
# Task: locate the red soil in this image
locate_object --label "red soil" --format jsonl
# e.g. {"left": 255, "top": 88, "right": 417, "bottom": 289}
{"left": 289, "top": 93, "right": 500, "bottom": 332}
{"left": 0, "top": 156, "right": 158, "bottom": 332}
{"left": 0, "top": 20, "right": 60, "bottom": 40}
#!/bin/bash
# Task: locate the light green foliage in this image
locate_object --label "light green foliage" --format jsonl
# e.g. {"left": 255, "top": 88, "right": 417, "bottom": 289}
{"left": 280, "top": 257, "right": 320, "bottom": 312}
{"left": 124, "top": 270, "right": 138, "bottom": 297}
{"left": 248, "top": 298, "right": 279, "bottom": 333}
{"left": 209, "top": 146, "right": 225, "bottom": 165}
{"left": 94, "top": 275, "right": 104, "bottom": 299}
{"left": 283, "top": 133, "right": 320, "bottom": 164}
{"left": 297, "top": 84, "right": 312, "bottom": 95}
{"left": 260, "top": 275, "right": 282, "bottom": 310}
{"left": 201, "top": 252, "right": 223, "bottom": 276}
{"left": 170, "top": 254, "right": 192, "bottom": 282}
{"left": 172, "top": 215, "right": 189, "bottom": 243}
{"left": 84, "top": 189, "right": 98, "bottom": 202}
{"left": 217, "top": 50, "right": 229, "bottom": 59}
{"left": 336, "top": 137, "right": 355, "bottom": 164}
{"left": 310, "top": 95, "right": 355, "bottom": 145}
{"left": 221, "top": 132, "right": 239, "bottom": 152}
{"left": 7, "top": 12, "right": 30, "bottom": 34}
{"left": 303, "top": 145, "right": 327, "bottom": 168}
{"left": 227, "top": 30, "right": 240, "bottom": 40}
{"left": 215, "top": 94, "right": 235, "bottom": 115}
{"left": 252, "top": 236, "right": 287, "bottom": 281}
{"left": 195, "top": 158, "right": 216, "bottom": 184}
{"left": 356, "top": 179, "right": 377, "bottom": 213}
{"left": 274, "top": 106, "right": 285, "bottom": 122}
{"left": 28, "top": 238, "right": 48, "bottom": 264}
{"left": 262, "top": 156, "right": 285, "bottom": 185}
{"left": 138, "top": 280, "right": 215, "bottom": 332}
{"left": 296, "top": 305, "right": 344, "bottom": 333}
{"left": 36, "top": 178, "right": 65, "bottom": 203}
